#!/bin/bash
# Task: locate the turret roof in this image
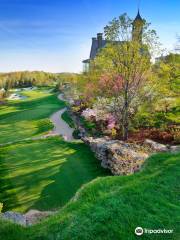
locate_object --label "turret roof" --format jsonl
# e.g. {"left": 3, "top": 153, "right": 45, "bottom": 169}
{"left": 134, "top": 10, "right": 143, "bottom": 22}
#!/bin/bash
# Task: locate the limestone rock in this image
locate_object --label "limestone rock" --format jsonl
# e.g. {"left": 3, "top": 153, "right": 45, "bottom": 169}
{"left": 1, "top": 211, "right": 26, "bottom": 226}
{"left": 0, "top": 209, "right": 56, "bottom": 226}
{"left": 25, "top": 209, "right": 55, "bottom": 226}
{"left": 170, "top": 145, "right": 180, "bottom": 153}
{"left": 83, "top": 137, "right": 149, "bottom": 175}
{"left": 144, "top": 139, "right": 168, "bottom": 152}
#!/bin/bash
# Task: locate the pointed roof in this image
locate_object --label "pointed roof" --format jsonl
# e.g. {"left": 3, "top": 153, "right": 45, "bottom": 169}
{"left": 134, "top": 9, "right": 143, "bottom": 22}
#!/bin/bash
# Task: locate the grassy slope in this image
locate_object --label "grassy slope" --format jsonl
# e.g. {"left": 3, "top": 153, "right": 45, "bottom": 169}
{"left": 0, "top": 90, "right": 65, "bottom": 144}
{"left": 0, "top": 137, "right": 108, "bottom": 212}
{"left": 0, "top": 152, "right": 179, "bottom": 240}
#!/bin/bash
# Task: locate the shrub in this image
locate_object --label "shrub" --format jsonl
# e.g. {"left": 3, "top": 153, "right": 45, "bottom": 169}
{"left": 79, "top": 116, "right": 97, "bottom": 137}
{"left": 133, "top": 112, "right": 156, "bottom": 129}
{"left": 73, "top": 129, "right": 81, "bottom": 139}
{"left": 36, "top": 119, "right": 54, "bottom": 134}
{"left": 111, "top": 128, "right": 117, "bottom": 138}
{"left": 133, "top": 110, "right": 179, "bottom": 130}
{"left": 61, "top": 111, "right": 75, "bottom": 128}
{"left": 170, "top": 126, "right": 180, "bottom": 144}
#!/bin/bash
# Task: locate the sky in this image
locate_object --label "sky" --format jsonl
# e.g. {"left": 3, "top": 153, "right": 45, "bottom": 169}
{"left": 0, "top": 0, "right": 179, "bottom": 73}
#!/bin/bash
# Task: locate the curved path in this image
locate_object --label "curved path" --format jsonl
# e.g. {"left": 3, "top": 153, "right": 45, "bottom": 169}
{"left": 0, "top": 94, "right": 75, "bottom": 147}
{"left": 50, "top": 94, "right": 75, "bottom": 141}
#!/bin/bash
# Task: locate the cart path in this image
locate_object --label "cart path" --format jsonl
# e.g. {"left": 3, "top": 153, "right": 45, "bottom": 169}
{"left": 49, "top": 94, "right": 75, "bottom": 141}
{"left": 0, "top": 94, "right": 75, "bottom": 147}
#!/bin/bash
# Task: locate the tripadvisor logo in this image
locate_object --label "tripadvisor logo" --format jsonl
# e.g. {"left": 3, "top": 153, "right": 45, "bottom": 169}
{"left": 135, "top": 227, "right": 143, "bottom": 236}
{"left": 135, "top": 226, "right": 173, "bottom": 236}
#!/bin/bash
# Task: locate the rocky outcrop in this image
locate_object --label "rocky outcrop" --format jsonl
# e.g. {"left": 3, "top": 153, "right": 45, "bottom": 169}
{"left": 0, "top": 209, "right": 56, "bottom": 226}
{"left": 169, "top": 145, "right": 180, "bottom": 153}
{"left": 144, "top": 139, "right": 169, "bottom": 152}
{"left": 25, "top": 210, "right": 56, "bottom": 226}
{"left": 83, "top": 137, "right": 180, "bottom": 175}
{"left": 144, "top": 139, "right": 180, "bottom": 153}
{"left": 1, "top": 211, "right": 26, "bottom": 226}
{"left": 83, "top": 137, "right": 149, "bottom": 175}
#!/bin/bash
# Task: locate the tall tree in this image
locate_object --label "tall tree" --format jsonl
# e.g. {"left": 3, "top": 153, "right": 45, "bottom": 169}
{"left": 86, "top": 13, "right": 160, "bottom": 140}
{"left": 153, "top": 53, "right": 180, "bottom": 112}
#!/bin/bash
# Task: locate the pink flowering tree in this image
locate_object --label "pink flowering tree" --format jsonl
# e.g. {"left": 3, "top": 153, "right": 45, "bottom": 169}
{"left": 99, "top": 74, "right": 123, "bottom": 97}
{"left": 107, "top": 114, "right": 116, "bottom": 130}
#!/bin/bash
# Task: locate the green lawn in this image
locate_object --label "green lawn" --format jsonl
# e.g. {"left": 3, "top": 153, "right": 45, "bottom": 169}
{"left": 0, "top": 152, "right": 179, "bottom": 240}
{"left": 0, "top": 90, "right": 66, "bottom": 144}
{"left": 29, "top": 152, "right": 180, "bottom": 240}
{"left": 0, "top": 88, "right": 179, "bottom": 240}
{"left": 0, "top": 137, "right": 108, "bottom": 212}
{"left": 0, "top": 89, "right": 108, "bottom": 212}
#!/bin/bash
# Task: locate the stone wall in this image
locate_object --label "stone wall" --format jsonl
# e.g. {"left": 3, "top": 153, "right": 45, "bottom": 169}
{"left": 83, "top": 137, "right": 179, "bottom": 175}
{"left": 0, "top": 209, "right": 56, "bottom": 226}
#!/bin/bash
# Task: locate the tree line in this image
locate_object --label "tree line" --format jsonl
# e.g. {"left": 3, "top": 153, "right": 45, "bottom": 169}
{"left": 0, "top": 71, "right": 79, "bottom": 99}
{"left": 0, "top": 71, "right": 58, "bottom": 90}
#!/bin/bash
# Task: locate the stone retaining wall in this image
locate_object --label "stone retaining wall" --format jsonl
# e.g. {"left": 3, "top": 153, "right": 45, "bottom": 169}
{"left": 83, "top": 137, "right": 179, "bottom": 175}
{"left": 0, "top": 209, "right": 56, "bottom": 226}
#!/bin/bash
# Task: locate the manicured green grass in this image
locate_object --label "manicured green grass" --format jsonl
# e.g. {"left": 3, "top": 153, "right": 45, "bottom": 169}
{"left": 0, "top": 152, "right": 179, "bottom": 240}
{"left": 61, "top": 110, "right": 75, "bottom": 128}
{"left": 0, "top": 89, "right": 66, "bottom": 144}
{"left": 0, "top": 137, "right": 108, "bottom": 213}
{"left": 0, "top": 88, "right": 179, "bottom": 239}
{"left": 0, "top": 88, "right": 108, "bottom": 213}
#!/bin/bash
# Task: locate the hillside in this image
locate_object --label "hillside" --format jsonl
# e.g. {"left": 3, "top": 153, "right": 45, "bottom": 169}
{"left": 0, "top": 152, "right": 179, "bottom": 240}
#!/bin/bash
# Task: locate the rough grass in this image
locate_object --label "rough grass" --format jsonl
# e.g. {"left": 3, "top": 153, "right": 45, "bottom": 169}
{"left": 0, "top": 152, "right": 179, "bottom": 240}
{"left": 61, "top": 110, "right": 75, "bottom": 128}
{"left": 0, "top": 90, "right": 66, "bottom": 144}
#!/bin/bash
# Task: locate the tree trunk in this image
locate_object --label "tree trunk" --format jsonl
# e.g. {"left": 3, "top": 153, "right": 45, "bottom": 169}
{"left": 123, "top": 88, "right": 129, "bottom": 141}
{"left": 122, "top": 110, "right": 129, "bottom": 141}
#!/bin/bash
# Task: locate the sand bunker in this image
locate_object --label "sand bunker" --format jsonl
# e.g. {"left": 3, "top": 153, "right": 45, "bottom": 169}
{"left": 8, "top": 93, "right": 28, "bottom": 100}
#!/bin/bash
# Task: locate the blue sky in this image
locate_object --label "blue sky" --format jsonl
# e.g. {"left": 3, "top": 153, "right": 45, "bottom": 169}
{"left": 0, "top": 0, "right": 179, "bottom": 73}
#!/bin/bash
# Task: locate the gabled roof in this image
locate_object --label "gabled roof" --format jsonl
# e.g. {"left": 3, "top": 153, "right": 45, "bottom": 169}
{"left": 90, "top": 39, "right": 107, "bottom": 59}
{"left": 82, "top": 33, "right": 122, "bottom": 64}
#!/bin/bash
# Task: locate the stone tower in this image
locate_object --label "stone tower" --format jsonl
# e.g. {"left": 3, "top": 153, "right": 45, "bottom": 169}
{"left": 132, "top": 10, "right": 144, "bottom": 43}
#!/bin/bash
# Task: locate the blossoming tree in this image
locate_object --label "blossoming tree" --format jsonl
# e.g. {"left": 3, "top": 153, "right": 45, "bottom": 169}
{"left": 85, "top": 14, "right": 160, "bottom": 140}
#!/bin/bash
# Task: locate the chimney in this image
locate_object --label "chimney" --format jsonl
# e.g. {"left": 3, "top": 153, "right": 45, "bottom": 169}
{"left": 92, "top": 37, "right": 96, "bottom": 42}
{"left": 97, "top": 33, "right": 103, "bottom": 48}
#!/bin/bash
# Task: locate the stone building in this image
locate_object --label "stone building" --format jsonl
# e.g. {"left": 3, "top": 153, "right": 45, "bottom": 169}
{"left": 82, "top": 10, "right": 144, "bottom": 72}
